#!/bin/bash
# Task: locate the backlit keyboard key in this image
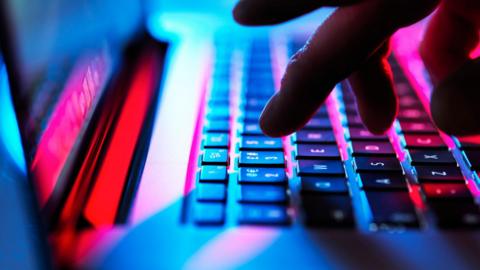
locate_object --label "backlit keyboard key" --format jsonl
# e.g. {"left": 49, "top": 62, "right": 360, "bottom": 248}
{"left": 358, "top": 173, "right": 408, "bottom": 190}
{"left": 302, "top": 195, "right": 354, "bottom": 227}
{"left": 301, "top": 177, "right": 349, "bottom": 194}
{"left": 241, "top": 123, "right": 264, "bottom": 135}
{"left": 238, "top": 168, "right": 286, "bottom": 184}
{"left": 238, "top": 205, "right": 290, "bottom": 225}
{"left": 297, "top": 160, "right": 345, "bottom": 176}
{"left": 422, "top": 183, "right": 473, "bottom": 201}
{"left": 351, "top": 141, "right": 396, "bottom": 156}
{"left": 237, "top": 185, "right": 288, "bottom": 203}
{"left": 294, "top": 130, "right": 336, "bottom": 144}
{"left": 409, "top": 150, "right": 457, "bottom": 166}
{"left": 204, "top": 133, "right": 229, "bottom": 148}
{"left": 239, "top": 151, "right": 285, "bottom": 167}
{"left": 205, "top": 120, "right": 230, "bottom": 132}
{"left": 240, "top": 136, "right": 283, "bottom": 150}
{"left": 194, "top": 202, "right": 225, "bottom": 225}
{"left": 397, "top": 108, "right": 430, "bottom": 121}
{"left": 404, "top": 134, "right": 447, "bottom": 149}
{"left": 353, "top": 156, "right": 402, "bottom": 172}
{"left": 202, "top": 149, "right": 228, "bottom": 165}
{"left": 348, "top": 128, "right": 389, "bottom": 141}
{"left": 415, "top": 166, "right": 464, "bottom": 183}
{"left": 200, "top": 166, "right": 227, "bottom": 182}
{"left": 197, "top": 183, "right": 226, "bottom": 202}
{"left": 365, "top": 191, "right": 419, "bottom": 228}
{"left": 399, "top": 121, "right": 437, "bottom": 134}
{"left": 303, "top": 118, "right": 332, "bottom": 130}
{"left": 296, "top": 144, "right": 341, "bottom": 160}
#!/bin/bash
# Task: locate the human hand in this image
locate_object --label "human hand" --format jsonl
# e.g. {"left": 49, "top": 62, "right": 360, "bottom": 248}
{"left": 233, "top": 0, "right": 480, "bottom": 137}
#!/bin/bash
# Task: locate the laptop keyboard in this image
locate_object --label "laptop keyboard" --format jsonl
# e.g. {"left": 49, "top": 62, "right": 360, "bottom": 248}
{"left": 187, "top": 37, "right": 480, "bottom": 231}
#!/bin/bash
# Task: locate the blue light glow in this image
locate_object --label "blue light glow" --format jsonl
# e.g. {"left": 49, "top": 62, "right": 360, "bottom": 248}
{"left": 0, "top": 64, "right": 27, "bottom": 174}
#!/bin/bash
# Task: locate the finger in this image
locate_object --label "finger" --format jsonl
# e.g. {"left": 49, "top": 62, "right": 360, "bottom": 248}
{"left": 420, "top": 1, "right": 480, "bottom": 84}
{"left": 347, "top": 41, "right": 398, "bottom": 134}
{"left": 430, "top": 58, "right": 480, "bottom": 136}
{"left": 260, "top": 0, "right": 438, "bottom": 137}
{"left": 233, "top": 0, "right": 357, "bottom": 26}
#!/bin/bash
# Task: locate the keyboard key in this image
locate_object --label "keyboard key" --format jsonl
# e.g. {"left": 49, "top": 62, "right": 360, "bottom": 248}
{"left": 429, "top": 201, "right": 480, "bottom": 229}
{"left": 358, "top": 173, "right": 408, "bottom": 190}
{"left": 296, "top": 144, "right": 341, "bottom": 160}
{"left": 239, "top": 151, "right": 285, "bottom": 167}
{"left": 205, "top": 120, "right": 230, "bottom": 132}
{"left": 240, "top": 136, "right": 283, "bottom": 150}
{"left": 409, "top": 150, "right": 456, "bottom": 166}
{"left": 399, "top": 121, "right": 437, "bottom": 134}
{"left": 241, "top": 123, "right": 264, "bottom": 135}
{"left": 397, "top": 108, "right": 430, "bottom": 121}
{"left": 463, "top": 150, "right": 480, "bottom": 170}
{"left": 422, "top": 183, "right": 473, "bottom": 201}
{"left": 200, "top": 166, "right": 228, "bottom": 182}
{"left": 204, "top": 133, "right": 229, "bottom": 148}
{"left": 404, "top": 134, "right": 447, "bottom": 149}
{"left": 353, "top": 156, "right": 402, "bottom": 172}
{"left": 294, "top": 130, "right": 336, "bottom": 144}
{"left": 206, "top": 107, "right": 230, "bottom": 120}
{"left": 351, "top": 141, "right": 396, "bottom": 156}
{"left": 348, "top": 128, "right": 389, "bottom": 141}
{"left": 303, "top": 118, "right": 332, "bottom": 130}
{"left": 415, "top": 166, "right": 464, "bottom": 183}
{"left": 301, "top": 177, "right": 349, "bottom": 194}
{"left": 194, "top": 202, "right": 225, "bottom": 225}
{"left": 196, "top": 183, "right": 226, "bottom": 201}
{"left": 202, "top": 149, "right": 228, "bottom": 165}
{"left": 238, "top": 168, "right": 286, "bottom": 184}
{"left": 237, "top": 185, "right": 288, "bottom": 203}
{"left": 398, "top": 96, "right": 422, "bottom": 108}
{"left": 302, "top": 195, "right": 354, "bottom": 227}
{"left": 238, "top": 204, "right": 290, "bottom": 225}
{"left": 297, "top": 160, "right": 345, "bottom": 176}
{"left": 365, "top": 191, "right": 419, "bottom": 228}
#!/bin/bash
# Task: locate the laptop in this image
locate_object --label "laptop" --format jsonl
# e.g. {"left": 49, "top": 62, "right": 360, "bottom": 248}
{"left": 1, "top": 0, "right": 480, "bottom": 269}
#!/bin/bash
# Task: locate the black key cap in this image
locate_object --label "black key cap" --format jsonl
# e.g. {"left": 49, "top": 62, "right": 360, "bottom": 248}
{"left": 237, "top": 185, "right": 288, "bottom": 203}
{"left": 348, "top": 128, "right": 389, "bottom": 141}
{"left": 241, "top": 123, "right": 264, "bottom": 135}
{"left": 238, "top": 168, "right": 286, "bottom": 184}
{"left": 430, "top": 201, "right": 480, "bottom": 229}
{"left": 205, "top": 120, "right": 230, "bottom": 132}
{"left": 409, "top": 150, "right": 457, "bottom": 166}
{"left": 196, "top": 183, "right": 226, "bottom": 201}
{"left": 302, "top": 195, "right": 354, "bottom": 227}
{"left": 297, "top": 160, "right": 345, "bottom": 176}
{"left": 304, "top": 118, "right": 332, "bottom": 130}
{"left": 415, "top": 166, "right": 464, "bottom": 183}
{"left": 296, "top": 144, "right": 341, "bottom": 160}
{"left": 365, "top": 191, "right": 419, "bottom": 228}
{"left": 351, "top": 141, "right": 396, "bottom": 156}
{"left": 240, "top": 136, "right": 283, "bottom": 150}
{"left": 202, "top": 149, "right": 228, "bottom": 165}
{"left": 399, "top": 121, "right": 437, "bottom": 134}
{"left": 358, "top": 173, "right": 408, "bottom": 190}
{"left": 463, "top": 150, "right": 480, "bottom": 170}
{"left": 301, "top": 177, "right": 348, "bottom": 194}
{"left": 238, "top": 205, "right": 290, "bottom": 225}
{"left": 204, "top": 133, "right": 229, "bottom": 148}
{"left": 200, "top": 166, "right": 228, "bottom": 182}
{"left": 422, "top": 183, "right": 473, "bottom": 201}
{"left": 294, "top": 130, "right": 336, "bottom": 144}
{"left": 194, "top": 202, "right": 225, "bottom": 225}
{"left": 404, "top": 134, "right": 447, "bottom": 149}
{"left": 239, "top": 151, "right": 285, "bottom": 167}
{"left": 353, "top": 156, "right": 402, "bottom": 172}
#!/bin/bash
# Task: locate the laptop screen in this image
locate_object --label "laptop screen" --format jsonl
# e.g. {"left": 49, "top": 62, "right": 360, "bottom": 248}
{"left": 0, "top": 0, "right": 143, "bottom": 210}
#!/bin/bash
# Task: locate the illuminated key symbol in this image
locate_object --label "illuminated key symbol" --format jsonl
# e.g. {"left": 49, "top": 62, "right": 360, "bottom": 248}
{"left": 265, "top": 173, "right": 279, "bottom": 178}
{"left": 416, "top": 138, "right": 432, "bottom": 144}
{"left": 209, "top": 152, "right": 221, "bottom": 159}
{"left": 424, "top": 154, "right": 438, "bottom": 160}
{"left": 308, "top": 133, "right": 322, "bottom": 139}
{"left": 370, "top": 162, "right": 385, "bottom": 167}
{"left": 360, "top": 130, "right": 370, "bottom": 136}
{"left": 431, "top": 170, "right": 447, "bottom": 176}
{"left": 315, "top": 181, "right": 331, "bottom": 189}
{"left": 264, "top": 140, "right": 275, "bottom": 145}
{"left": 265, "top": 156, "right": 278, "bottom": 160}
{"left": 211, "top": 137, "right": 222, "bottom": 142}
{"left": 365, "top": 145, "right": 380, "bottom": 151}
{"left": 375, "top": 178, "right": 391, "bottom": 185}
{"left": 313, "top": 164, "right": 328, "bottom": 170}
{"left": 310, "top": 148, "right": 325, "bottom": 153}
{"left": 246, "top": 140, "right": 258, "bottom": 145}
